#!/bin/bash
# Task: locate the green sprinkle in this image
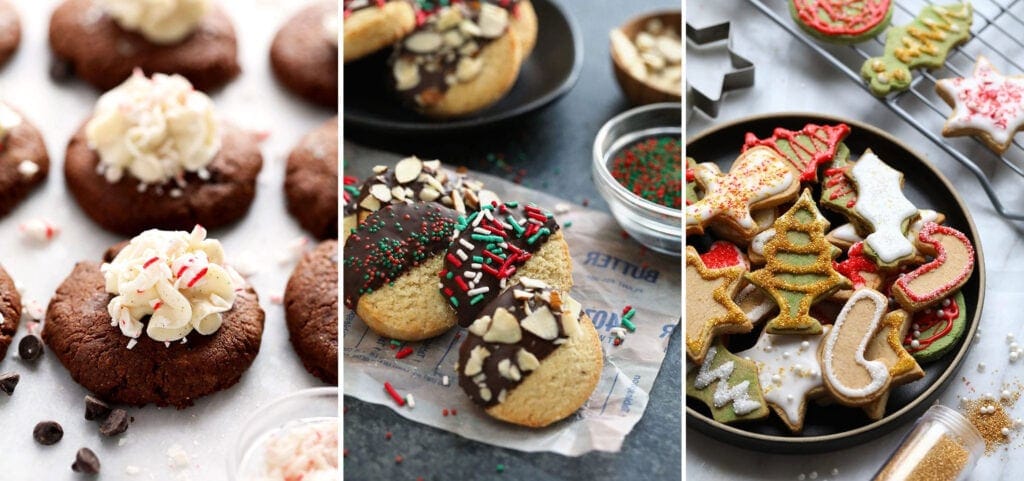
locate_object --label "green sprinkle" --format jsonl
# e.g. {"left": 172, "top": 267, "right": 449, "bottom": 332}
{"left": 471, "top": 234, "right": 504, "bottom": 243}
{"left": 469, "top": 294, "right": 485, "bottom": 305}
{"left": 527, "top": 227, "right": 551, "bottom": 245}
{"left": 622, "top": 309, "right": 636, "bottom": 321}
{"left": 497, "top": 464, "right": 505, "bottom": 473}
{"left": 390, "top": 340, "right": 402, "bottom": 346}
{"left": 621, "top": 318, "right": 636, "bottom": 332}
{"left": 472, "top": 255, "right": 484, "bottom": 263}
{"left": 507, "top": 215, "right": 525, "bottom": 236}
{"left": 564, "top": 221, "right": 573, "bottom": 228}
{"left": 449, "top": 296, "right": 460, "bottom": 307}
{"left": 504, "top": 201, "right": 519, "bottom": 208}
{"left": 446, "top": 271, "right": 454, "bottom": 279}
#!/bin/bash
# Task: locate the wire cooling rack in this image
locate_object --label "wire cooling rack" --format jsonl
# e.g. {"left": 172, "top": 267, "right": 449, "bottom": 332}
{"left": 748, "top": 0, "right": 1024, "bottom": 220}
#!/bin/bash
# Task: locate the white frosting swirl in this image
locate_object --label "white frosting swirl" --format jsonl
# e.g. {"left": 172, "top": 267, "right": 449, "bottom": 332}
{"left": 260, "top": 419, "right": 339, "bottom": 481}
{"left": 102, "top": 225, "right": 239, "bottom": 344}
{"left": 0, "top": 102, "right": 21, "bottom": 139}
{"left": 323, "top": 12, "right": 338, "bottom": 47}
{"left": 86, "top": 71, "right": 221, "bottom": 186}
{"left": 97, "top": 0, "right": 210, "bottom": 44}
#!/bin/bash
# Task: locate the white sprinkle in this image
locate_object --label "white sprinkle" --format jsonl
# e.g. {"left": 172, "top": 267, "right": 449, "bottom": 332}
{"left": 978, "top": 362, "right": 987, "bottom": 372}
{"left": 943, "top": 298, "right": 951, "bottom": 307}
{"left": 18, "top": 218, "right": 60, "bottom": 243}
{"left": 169, "top": 188, "right": 183, "bottom": 198}
{"left": 798, "top": 475, "right": 806, "bottom": 481}
{"left": 831, "top": 468, "right": 839, "bottom": 476}
{"left": 911, "top": 340, "right": 920, "bottom": 349}
{"left": 197, "top": 168, "right": 211, "bottom": 181}
{"left": 125, "top": 465, "right": 141, "bottom": 475}
{"left": 406, "top": 393, "right": 415, "bottom": 409}
{"left": 126, "top": 339, "right": 138, "bottom": 350}
{"left": 473, "top": 227, "right": 490, "bottom": 234}
{"left": 470, "top": 263, "right": 482, "bottom": 269}
{"left": 554, "top": 203, "right": 571, "bottom": 214}
{"left": 466, "top": 286, "right": 490, "bottom": 296}
{"left": 800, "top": 341, "right": 810, "bottom": 350}
{"left": 463, "top": 272, "right": 476, "bottom": 279}
{"left": 17, "top": 160, "right": 38, "bottom": 177}
{"left": 456, "top": 249, "right": 469, "bottom": 261}
{"left": 442, "top": 375, "right": 449, "bottom": 386}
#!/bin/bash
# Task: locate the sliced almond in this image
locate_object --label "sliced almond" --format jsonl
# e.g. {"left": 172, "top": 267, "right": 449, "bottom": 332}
{"left": 423, "top": 159, "right": 442, "bottom": 171}
{"left": 419, "top": 187, "right": 441, "bottom": 202}
{"left": 436, "top": 7, "right": 463, "bottom": 30}
{"left": 641, "top": 52, "right": 666, "bottom": 70}
{"left": 497, "top": 389, "right": 507, "bottom": 403}
{"left": 656, "top": 36, "right": 682, "bottom": 63}
{"left": 369, "top": 183, "right": 392, "bottom": 202}
{"left": 635, "top": 31, "right": 656, "bottom": 51}
{"left": 483, "top": 308, "right": 522, "bottom": 344}
{"left": 393, "top": 59, "right": 420, "bottom": 91}
{"left": 497, "top": 358, "right": 514, "bottom": 380}
{"left": 516, "top": 349, "right": 540, "bottom": 371}
{"left": 456, "top": 56, "right": 484, "bottom": 83}
{"left": 459, "top": 19, "right": 482, "bottom": 37}
{"left": 519, "top": 277, "right": 548, "bottom": 290}
{"left": 463, "top": 188, "right": 479, "bottom": 209}
{"left": 520, "top": 305, "right": 559, "bottom": 340}
{"left": 444, "top": 30, "right": 465, "bottom": 48}
{"left": 359, "top": 195, "right": 381, "bottom": 212}
{"left": 452, "top": 189, "right": 466, "bottom": 214}
{"left": 459, "top": 41, "right": 479, "bottom": 56}
{"left": 512, "top": 289, "right": 532, "bottom": 300}
{"left": 560, "top": 295, "right": 583, "bottom": 339}
{"left": 391, "top": 186, "right": 406, "bottom": 201}
{"left": 477, "top": 4, "right": 508, "bottom": 38}
{"left": 479, "top": 386, "right": 492, "bottom": 402}
{"left": 405, "top": 31, "right": 443, "bottom": 53}
{"left": 468, "top": 315, "right": 492, "bottom": 337}
{"left": 372, "top": 165, "right": 388, "bottom": 174}
{"left": 394, "top": 156, "right": 423, "bottom": 184}
{"left": 464, "top": 345, "right": 490, "bottom": 377}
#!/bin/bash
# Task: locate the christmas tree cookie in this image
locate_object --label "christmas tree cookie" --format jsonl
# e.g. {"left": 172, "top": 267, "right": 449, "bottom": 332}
{"left": 743, "top": 122, "right": 851, "bottom": 182}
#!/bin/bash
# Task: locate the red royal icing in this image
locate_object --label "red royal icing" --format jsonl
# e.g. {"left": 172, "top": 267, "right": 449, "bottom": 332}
{"left": 904, "top": 297, "right": 960, "bottom": 352}
{"left": 743, "top": 123, "right": 851, "bottom": 182}
{"left": 792, "top": 0, "right": 892, "bottom": 36}
{"left": 823, "top": 166, "right": 857, "bottom": 207}
{"left": 700, "top": 241, "right": 747, "bottom": 269}
{"left": 894, "top": 222, "right": 975, "bottom": 303}
{"left": 833, "top": 242, "right": 877, "bottom": 289}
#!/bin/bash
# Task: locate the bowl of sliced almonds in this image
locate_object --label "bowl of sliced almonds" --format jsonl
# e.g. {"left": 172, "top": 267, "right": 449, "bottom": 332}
{"left": 610, "top": 10, "right": 682, "bottom": 105}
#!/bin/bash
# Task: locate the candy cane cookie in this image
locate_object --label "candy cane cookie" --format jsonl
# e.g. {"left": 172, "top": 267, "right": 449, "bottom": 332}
{"left": 862, "top": 309, "right": 924, "bottom": 420}
{"left": 456, "top": 279, "right": 601, "bottom": 427}
{"left": 819, "top": 288, "right": 893, "bottom": 406}
{"left": 343, "top": 203, "right": 459, "bottom": 341}
{"left": 892, "top": 222, "right": 975, "bottom": 312}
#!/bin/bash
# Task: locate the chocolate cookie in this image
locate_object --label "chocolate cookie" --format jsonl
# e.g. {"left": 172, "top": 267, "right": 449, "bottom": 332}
{"left": 64, "top": 122, "right": 263, "bottom": 236}
{"left": 0, "top": 108, "right": 49, "bottom": 219}
{"left": 271, "top": 1, "right": 339, "bottom": 107}
{"left": 285, "top": 117, "right": 338, "bottom": 239}
{"left": 43, "top": 261, "right": 264, "bottom": 408}
{"left": 49, "top": 0, "right": 241, "bottom": 92}
{"left": 0, "top": 265, "right": 22, "bottom": 362}
{"left": 285, "top": 240, "right": 338, "bottom": 384}
{"left": 0, "top": 0, "right": 20, "bottom": 68}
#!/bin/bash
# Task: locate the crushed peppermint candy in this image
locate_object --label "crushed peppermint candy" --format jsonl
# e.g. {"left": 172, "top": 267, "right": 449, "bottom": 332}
{"left": 18, "top": 219, "right": 60, "bottom": 242}
{"left": 278, "top": 237, "right": 310, "bottom": 265}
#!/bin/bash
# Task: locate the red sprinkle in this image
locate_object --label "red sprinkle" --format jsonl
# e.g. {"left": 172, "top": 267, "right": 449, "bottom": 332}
{"left": 385, "top": 432, "right": 392, "bottom": 440}
{"left": 395, "top": 346, "right": 414, "bottom": 359}
{"left": 395, "top": 455, "right": 404, "bottom": 464}
{"left": 384, "top": 382, "right": 406, "bottom": 406}
{"left": 442, "top": 408, "right": 449, "bottom": 417}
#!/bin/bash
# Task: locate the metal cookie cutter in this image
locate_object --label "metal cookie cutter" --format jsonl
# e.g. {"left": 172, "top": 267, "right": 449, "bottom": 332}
{"left": 686, "top": 21, "right": 755, "bottom": 118}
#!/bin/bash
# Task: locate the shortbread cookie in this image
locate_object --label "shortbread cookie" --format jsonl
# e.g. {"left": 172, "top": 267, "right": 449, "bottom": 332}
{"left": 285, "top": 240, "right": 338, "bottom": 384}
{"left": 685, "top": 157, "right": 700, "bottom": 206}
{"left": 0, "top": 104, "right": 49, "bottom": 219}
{"left": 747, "top": 189, "right": 850, "bottom": 335}
{"left": 903, "top": 291, "right": 967, "bottom": 363}
{"left": 699, "top": 242, "right": 774, "bottom": 325}
{"left": 819, "top": 288, "right": 892, "bottom": 407}
{"left": 742, "top": 122, "right": 851, "bottom": 182}
{"left": 892, "top": 222, "right": 975, "bottom": 312}
{"left": 936, "top": 56, "right": 1024, "bottom": 154}
{"left": 0, "top": 0, "right": 20, "bottom": 68}
{"left": 502, "top": 0, "right": 538, "bottom": 57}
{"left": 790, "top": 0, "right": 893, "bottom": 44}
{"left": 272, "top": 1, "right": 339, "bottom": 107}
{"left": 342, "top": 0, "right": 416, "bottom": 63}
{"left": 355, "top": 156, "right": 498, "bottom": 223}
{"left": 49, "top": 0, "right": 241, "bottom": 91}
{"left": 0, "top": 265, "right": 22, "bottom": 362}
{"left": 390, "top": 3, "right": 522, "bottom": 118}
{"left": 43, "top": 227, "right": 264, "bottom": 407}
{"left": 343, "top": 203, "right": 459, "bottom": 341}
{"left": 862, "top": 309, "right": 924, "bottom": 420}
{"left": 860, "top": 3, "right": 972, "bottom": 97}
{"left": 738, "top": 326, "right": 830, "bottom": 433}
{"left": 441, "top": 202, "right": 572, "bottom": 327}
{"left": 457, "top": 280, "right": 602, "bottom": 428}
{"left": 848, "top": 150, "right": 919, "bottom": 269}
{"left": 686, "top": 146, "right": 800, "bottom": 240}
{"left": 685, "top": 246, "right": 749, "bottom": 363}
{"left": 285, "top": 117, "right": 339, "bottom": 239}
{"left": 687, "top": 340, "right": 770, "bottom": 424}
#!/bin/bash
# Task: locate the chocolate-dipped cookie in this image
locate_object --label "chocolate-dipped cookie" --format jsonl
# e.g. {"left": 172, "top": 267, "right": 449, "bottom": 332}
{"left": 285, "top": 117, "right": 338, "bottom": 239}
{"left": 0, "top": 104, "right": 49, "bottom": 219}
{"left": 271, "top": 1, "right": 339, "bottom": 107}
{"left": 49, "top": 0, "right": 240, "bottom": 91}
{"left": 457, "top": 279, "right": 602, "bottom": 427}
{"left": 64, "top": 71, "right": 262, "bottom": 236}
{"left": 342, "top": 174, "right": 361, "bottom": 243}
{"left": 0, "top": 265, "right": 22, "bottom": 362}
{"left": 343, "top": 202, "right": 459, "bottom": 341}
{"left": 390, "top": 3, "right": 522, "bottom": 118}
{"left": 42, "top": 227, "right": 264, "bottom": 407}
{"left": 285, "top": 240, "right": 338, "bottom": 384}
{"left": 440, "top": 202, "right": 573, "bottom": 327}
{"left": 343, "top": 0, "right": 416, "bottom": 63}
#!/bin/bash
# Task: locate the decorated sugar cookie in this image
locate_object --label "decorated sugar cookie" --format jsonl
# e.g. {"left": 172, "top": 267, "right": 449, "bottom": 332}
{"left": 686, "top": 146, "right": 799, "bottom": 240}
{"left": 820, "top": 288, "right": 892, "bottom": 406}
{"left": 827, "top": 209, "right": 944, "bottom": 254}
{"left": 699, "top": 241, "right": 775, "bottom": 325}
{"left": 687, "top": 341, "right": 770, "bottom": 423}
{"left": 936, "top": 56, "right": 1024, "bottom": 154}
{"left": 686, "top": 157, "right": 700, "bottom": 206}
{"left": 789, "top": 0, "right": 893, "bottom": 44}
{"left": 742, "top": 123, "right": 852, "bottom": 181}
{"left": 831, "top": 242, "right": 882, "bottom": 301}
{"left": 818, "top": 143, "right": 859, "bottom": 224}
{"left": 737, "top": 326, "right": 830, "bottom": 433}
{"left": 860, "top": 3, "right": 972, "bottom": 97}
{"left": 848, "top": 150, "right": 919, "bottom": 269}
{"left": 903, "top": 291, "right": 967, "bottom": 363}
{"left": 747, "top": 189, "right": 851, "bottom": 335}
{"left": 686, "top": 246, "right": 750, "bottom": 363}
{"left": 892, "top": 222, "right": 975, "bottom": 312}
{"left": 700, "top": 240, "right": 749, "bottom": 269}
{"left": 863, "top": 309, "right": 924, "bottom": 420}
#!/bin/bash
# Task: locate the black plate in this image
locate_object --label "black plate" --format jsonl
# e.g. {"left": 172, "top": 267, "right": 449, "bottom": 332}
{"left": 342, "top": 0, "right": 582, "bottom": 134}
{"left": 685, "top": 113, "right": 986, "bottom": 453}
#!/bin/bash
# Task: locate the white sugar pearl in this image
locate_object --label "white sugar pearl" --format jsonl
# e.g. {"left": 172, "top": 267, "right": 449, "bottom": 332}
{"left": 984, "top": 392, "right": 995, "bottom": 401}
{"left": 1009, "top": 333, "right": 1017, "bottom": 342}
{"left": 913, "top": 323, "right": 920, "bottom": 330}
{"left": 800, "top": 341, "right": 810, "bottom": 350}
{"left": 911, "top": 340, "right": 920, "bottom": 349}
{"left": 809, "top": 472, "right": 818, "bottom": 480}
{"left": 978, "top": 363, "right": 987, "bottom": 372}
{"left": 831, "top": 469, "right": 839, "bottom": 476}
{"left": 798, "top": 475, "right": 806, "bottom": 481}
{"left": 1002, "top": 427, "right": 1011, "bottom": 436}
{"left": 1011, "top": 352, "right": 1020, "bottom": 362}
{"left": 1012, "top": 342, "right": 1020, "bottom": 350}
{"left": 1002, "top": 390, "right": 1012, "bottom": 400}
{"left": 943, "top": 298, "right": 951, "bottom": 307}
{"left": 936, "top": 309, "right": 945, "bottom": 317}
{"left": 913, "top": 331, "right": 921, "bottom": 338}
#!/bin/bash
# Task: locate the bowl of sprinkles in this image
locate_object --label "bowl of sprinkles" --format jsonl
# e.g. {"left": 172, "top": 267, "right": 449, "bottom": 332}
{"left": 593, "top": 102, "right": 682, "bottom": 255}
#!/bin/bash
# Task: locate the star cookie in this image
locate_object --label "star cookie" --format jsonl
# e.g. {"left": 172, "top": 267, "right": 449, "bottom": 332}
{"left": 936, "top": 55, "right": 1024, "bottom": 154}
{"left": 685, "top": 245, "right": 750, "bottom": 363}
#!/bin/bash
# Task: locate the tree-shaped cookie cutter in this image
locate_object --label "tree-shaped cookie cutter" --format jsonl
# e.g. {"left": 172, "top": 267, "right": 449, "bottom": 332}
{"left": 686, "top": 21, "right": 756, "bottom": 118}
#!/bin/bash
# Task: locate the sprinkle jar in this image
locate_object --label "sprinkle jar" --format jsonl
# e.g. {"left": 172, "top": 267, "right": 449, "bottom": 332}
{"left": 872, "top": 404, "right": 984, "bottom": 481}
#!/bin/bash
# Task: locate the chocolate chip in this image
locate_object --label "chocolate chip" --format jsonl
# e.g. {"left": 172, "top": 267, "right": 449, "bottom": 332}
{"left": 99, "top": 409, "right": 129, "bottom": 437}
{"left": 84, "top": 396, "right": 111, "bottom": 421}
{"left": 72, "top": 448, "right": 100, "bottom": 474}
{"left": 0, "top": 372, "right": 19, "bottom": 395}
{"left": 18, "top": 334, "right": 43, "bottom": 362}
{"left": 33, "top": 421, "right": 63, "bottom": 445}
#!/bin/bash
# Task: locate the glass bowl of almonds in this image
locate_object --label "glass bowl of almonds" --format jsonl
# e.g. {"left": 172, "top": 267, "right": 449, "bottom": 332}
{"left": 610, "top": 10, "right": 683, "bottom": 105}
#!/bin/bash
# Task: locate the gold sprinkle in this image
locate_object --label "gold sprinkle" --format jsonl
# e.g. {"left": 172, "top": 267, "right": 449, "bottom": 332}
{"left": 962, "top": 398, "right": 1014, "bottom": 454}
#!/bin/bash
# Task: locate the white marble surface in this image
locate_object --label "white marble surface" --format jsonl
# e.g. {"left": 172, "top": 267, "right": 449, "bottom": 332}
{"left": 0, "top": 1, "right": 335, "bottom": 480}
{"left": 686, "top": 0, "right": 1024, "bottom": 479}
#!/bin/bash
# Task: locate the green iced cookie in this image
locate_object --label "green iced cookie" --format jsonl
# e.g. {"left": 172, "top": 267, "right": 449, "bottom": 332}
{"left": 789, "top": 0, "right": 893, "bottom": 44}
{"left": 687, "top": 340, "right": 770, "bottom": 423}
{"left": 904, "top": 291, "right": 967, "bottom": 363}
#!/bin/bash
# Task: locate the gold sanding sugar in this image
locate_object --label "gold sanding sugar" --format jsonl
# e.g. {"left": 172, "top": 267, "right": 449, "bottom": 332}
{"left": 901, "top": 434, "right": 970, "bottom": 481}
{"left": 962, "top": 399, "right": 1013, "bottom": 454}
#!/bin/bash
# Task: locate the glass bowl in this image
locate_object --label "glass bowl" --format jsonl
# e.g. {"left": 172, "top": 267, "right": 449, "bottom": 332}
{"left": 592, "top": 102, "right": 682, "bottom": 256}
{"left": 229, "top": 387, "right": 339, "bottom": 480}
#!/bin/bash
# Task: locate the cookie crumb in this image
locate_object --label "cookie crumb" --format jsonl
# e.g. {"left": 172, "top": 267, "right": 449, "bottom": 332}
{"left": 125, "top": 465, "right": 141, "bottom": 475}
{"left": 166, "top": 443, "right": 190, "bottom": 468}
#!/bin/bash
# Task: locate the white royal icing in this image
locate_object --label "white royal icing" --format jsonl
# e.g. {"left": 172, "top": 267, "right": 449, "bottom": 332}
{"left": 694, "top": 346, "right": 763, "bottom": 415}
{"left": 830, "top": 223, "right": 862, "bottom": 244}
{"left": 936, "top": 56, "right": 1024, "bottom": 148}
{"left": 851, "top": 152, "right": 918, "bottom": 263}
{"left": 686, "top": 148, "right": 795, "bottom": 230}
{"left": 821, "top": 289, "right": 891, "bottom": 399}
{"left": 736, "top": 284, "right": 774, "bottom": 324}
{"left": 738, "top": 326, "right": 830, "bottom": 426}
{"left": 750, "top": 228, "right": 775, "bottom": 257}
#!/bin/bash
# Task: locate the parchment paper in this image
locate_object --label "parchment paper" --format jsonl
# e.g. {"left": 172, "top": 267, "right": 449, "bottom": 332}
{"left": 343, "top": 156, "right": 681, "bottom": 456}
